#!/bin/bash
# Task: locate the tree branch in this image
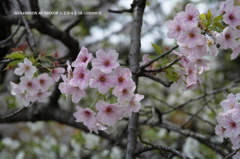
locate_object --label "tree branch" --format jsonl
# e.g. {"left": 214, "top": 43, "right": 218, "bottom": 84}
{"left": 0, "top": 18, "right": 21, "bottom": 45}
{"left": 144, "top": 57, "right": 181, "bottom": 73}
{"left": 13, "top": 0, "right": 39, "bottom": 56}
{"left": 135, "top": 134, "right": 190, "bottom": 159}
{"left": 139, "top": 45, "right": 179, "bottom": 70}
{"left": 140, "top": 72, "right": 173, "bottom": 87}
{"left": 127, "top": 0, "right": 146, "bottom": 158}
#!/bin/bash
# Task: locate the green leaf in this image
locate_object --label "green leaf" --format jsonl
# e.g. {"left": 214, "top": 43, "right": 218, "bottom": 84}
{"left": 151, "top": 43, "right": 163, "bottom": 55}
{"left": 206, "top": 10, "right": 212, "bottom": 22}
{"left": 5, "top": 51, "right": 26, "bottom": 59}
{"left": 165, "top": 69, "right": 179, "bottom": 83}
{"left": 214, "top": 22, "right": 225, "bottom": 29}
{"left": 148, "top": 55, "right": 157, "bottom": 60}
{"left": 199, "top": 14, "right": 206, "bottom": 21}
{"left": 4, "top": 59, "right": 23, "bottom": 71}
{"left": 213, "top": 14, "right": 223, "bottom": 22}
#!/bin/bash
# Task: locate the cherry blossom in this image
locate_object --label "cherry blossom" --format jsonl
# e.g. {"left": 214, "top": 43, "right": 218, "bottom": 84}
{"left": 166, "top": 16, "right": 183, "bottom": 39}
{"left": 112, "top": 67, "right": 133, "bottom": 89}
{"left": 231, "top": 41, "right": 240, "bottom": 60}
{"left": 31, "top": 91, "right": 51, "bottom": 103}
{"left": 51, "top": 67, "right": 65, "bottom": 81}
{"left": 223, "top": 5, "right": 240, "bottom": 28}
{"left": 220, "top": 93, "right": 240, "bottom": 111}
{"left": 96, "top": 101, "right": 125, "bottom": 126}
{"left": 177, "top": 3, "right": 200, "bottom": 26}
{"left": 19, "top": 76, "right": 39, "bottom": 95}
{"left": 14, "top": 58, "right": 37, "bottom": 79}
{"left": 87, "top": 122, "right": 109, "bottom": 134}
{"left": 73, "top": 107, "right": 96, "bottom": 126}
{"left": 70, "top": 63, "right": 92, "bottom": 90}
{"left": 219, "top": 0, "right": 234, "bottom": 14}
{"left": 72, "top": 46, "right": 93, "bottom": 67}
{"left": 92, "top": 49, "right": 119, "bottom": 74}
{"left": 178, "top": 25, "right": 204, "bottom": 48}
{"left": 112, "top": 80, "right": 136, "bottom": 104}
{"left": 219, "top": 110, "right": 240, "bottom": 138}
{"left": 216, "top": 27, "right": 239, "bottom": 50}
{"left": 37, "top": 73, "right": 54, "bottom": 91}
{"left": 89, "top": 68, "right": 116, "bottom": 94}
{"left": 206, "top": 37, "right": 218, "bottom": 56}
{"left": 126, "top": 94, "right": 144, "bottom": 117}
{"left": 10, "top": 82, "right": 30, "bottom": 106}
{"left": 66, "top": 85, "right": 86, "bottom": 103}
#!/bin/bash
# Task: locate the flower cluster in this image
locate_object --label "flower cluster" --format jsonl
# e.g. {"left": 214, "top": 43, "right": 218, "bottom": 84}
{"left": 11, "top": 58, "right": 54, "bottom": 106}
{"left": 215, "top": 93, "right": 240, "bottom": 159}
{"left": 163, "top": 0, "right": 240, "bottom": 91}
{"left": 58, "top": 46, "right": 144, "bottom": 134}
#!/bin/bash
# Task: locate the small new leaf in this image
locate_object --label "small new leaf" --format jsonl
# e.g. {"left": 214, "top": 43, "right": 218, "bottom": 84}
{"left": 5, "top": 52, "right": 26, "bottom": 59}
{"left": 165, "top": 68, "right": 179, "bottom": 83}
{"left": 214, "top": 22, "right": 225, "bottom": 29}
{"left": 199, "top": 14, "right": 206, "bottom": 21}
{"left": 213, "top": 14, "right": 223, "bottom": 22}
{"left": 4, "top": 59, "right": 23, "bottom": 71}
{"left": 206, "top": 10, "right": 212, "bottom": 22}
{"left": 151, "top": 43, "right": 163, "bottom": 55}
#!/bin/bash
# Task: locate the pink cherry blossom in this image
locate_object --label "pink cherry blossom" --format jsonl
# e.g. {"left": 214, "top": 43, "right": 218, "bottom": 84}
{"left": 166, "top": 16, "right": 183, "bottom": 39}
{"left": 230, "top": 135, "right": 240, "bottom": 149}
{"left": 72, "top": 46, "right": 93, "bottom": 67}
{"left": 219, "top": 110, "right": 240, "bottom": 137}
{"left": 89, "top": 68, "right": 116, "bottom": 94}
{"left": 112, "top": 80, "right": 136, "bottom": 104}
{"left": 87, "top": 122, "right": 109, "bottom": 134}
{"left": 178, "top": 25, "right": 204, "bottom": 48}
{"left": 14, "top": 58, "right": 37, "bottom": 79}
{"left": 139, "top": 54, "right": 153, "bottom": 70}
{"left": 31, "top": 91, "right": 51, "bottom": 103}
{"left": 92, "top": 49, "right": 119, "bottom": 74}
{"left": 51, "top": 67, "right": 65, "bottom": 81}
{"left": 182, "top": 81, "right": 199, "bottom": 92}
{"left": 215, "top": 125, "right": 225, "bottom": 142}
{"left": 219, "top": 0, "right": 234, "bottom": 14}
{"left": 66, "top": 85, "right": 86, "bottom": 103}
{"left": 19, "top": 76, "right": 39, "bottom": 95}
{"left": 126, "top": 94, "right": 144, "bottom": 117}
{"left": 223, "top": 5, "right": 240, "bottom": 28}
{"left": 216, "top": 27, "right": 239, "bottom": 50}
{"left": 220, "top": 93, "right": 240, "bottom": 111}
{"left": 231, "top": 41, "right": 240, "bottom": 60}
{"left": 190, "top": 58, "right": 210, "bottom": 74}
{"left": 207, "top": 37, "right": 218, "bottom": 56}
{"left": 112, "top": 67, "right": 133, "bottom": 89}
{"left": 96, "top": 101, "right": 125, "bottom": 126}
{"left": 177, "top": 3, "right": 200, "bottom": 26}
{"left": 70, "top": 63, "right": 92, "bottom": 90}
{"left": 10, "top": 81, "right": 30, "bottom": 106}
{"left": 58, "top": 74, "right": 70, "bottom": 95}
{"left": 185, "top": 65, "right": 198, "bottom": 84}
{"left": 73, "top": 107, "right": 96, "bottom": 126}
{"left": 37, "top": 73, "right": 54, "bottom": 91}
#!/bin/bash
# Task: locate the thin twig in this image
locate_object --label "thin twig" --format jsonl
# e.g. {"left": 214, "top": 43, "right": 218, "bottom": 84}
{"left": 0, "top": 106, "right": 27, "bottom": 120}
{"left": 222, "top": 149, "right": 240, "bottom": 159}
{"left": 140, "top": 72, "right": 173, "bottom": 87}
{"left": 135, "top": 134, "right": 190, "bottom": 159}
{"left": 144, "top": 57, "right": 181, "bottom": 73}
{"left": 139, "top": 45, "right": 179, "bottom": 70}
{"left": 0, "top": 19, "right": 22, "bottom": 45}
{"left": 13, "top": 0, "right": 39, "bottom": 56}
